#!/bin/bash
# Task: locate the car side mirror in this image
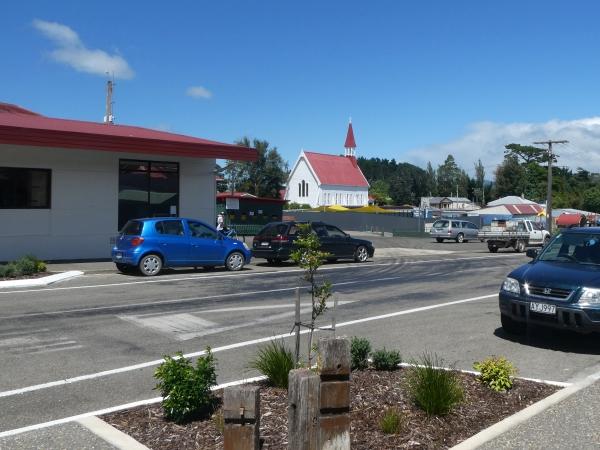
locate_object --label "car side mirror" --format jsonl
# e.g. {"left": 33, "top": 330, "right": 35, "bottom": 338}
{"left": 526, "top": 248, "right": 539, "bottom": 259}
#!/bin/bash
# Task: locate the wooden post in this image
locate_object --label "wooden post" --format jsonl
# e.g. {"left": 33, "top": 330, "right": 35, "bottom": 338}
{"left": 288, "top": 369, "right": 320, "bottom": 450}
{"left": 223, "top": 385, "right": 260, "bottom": 450}
{"left": 294, "top": 287, "right": 301, "bottom": 366}
{"left": 318, "top": 337, "right": 351, "bottom": 450}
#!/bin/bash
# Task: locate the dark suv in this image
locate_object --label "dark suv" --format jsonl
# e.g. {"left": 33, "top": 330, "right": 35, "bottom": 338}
{"left": 499, "top": 227, "right": 600, "bottom": 334}
{"left": 252, "top": 221, "right": 375, "bottom": 264}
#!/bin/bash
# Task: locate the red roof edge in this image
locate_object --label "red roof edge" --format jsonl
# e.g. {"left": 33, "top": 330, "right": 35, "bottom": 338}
{"left": 344, "top": 121, "right": 356, "bottom": 148}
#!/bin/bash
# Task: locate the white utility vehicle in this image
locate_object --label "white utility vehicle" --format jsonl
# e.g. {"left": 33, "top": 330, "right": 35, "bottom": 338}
{"left": 478, "top": 219, "right": 551, "bottom": 253}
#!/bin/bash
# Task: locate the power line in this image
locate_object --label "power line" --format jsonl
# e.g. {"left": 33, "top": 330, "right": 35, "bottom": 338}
{"left": 533, "top": 140, "right": 568, "bottom": 233}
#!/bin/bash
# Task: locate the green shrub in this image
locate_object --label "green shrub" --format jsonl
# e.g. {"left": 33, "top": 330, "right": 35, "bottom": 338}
{"left": 154, "top": 349, "right": 217, "bottom": 423}
{"left": 0, "top": 255, "right": 46, "bottom": 278}
{"left": 379, "top": 407, "right": 405, "bottom": 434}
{"left": 350, "top": 336, "right": 371, "bottom": 371}
{"left": 15, "top": 257, "right": 37, "bottom": 275}
{"left": 248, "top": 339, "right": 295, "bottom": 388}
{"left": 406, "top": 353, "right": 463, "bottom": 416}
{"left": 0, "top": 263, "right": 19, "bottom": 278}
{"left": 372, "top": 348, "right": 402, "bottom": 371}
{"left": 473, "top": 356, "right": 518, "bottom": 392}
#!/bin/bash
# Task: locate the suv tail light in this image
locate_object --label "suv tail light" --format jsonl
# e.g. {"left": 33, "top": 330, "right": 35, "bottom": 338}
{"left": 271, "top": 234, "right": 289, "bottom": 244}
{"left": 130, "top": 237, "right": 145, "bottom": 247}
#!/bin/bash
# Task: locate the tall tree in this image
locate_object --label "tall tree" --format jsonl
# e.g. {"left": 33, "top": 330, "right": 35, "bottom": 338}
{"left": 425, "top": 161, "right": 437, "bottom": 196}
{"left": 494, "top": 155, "right": 527, "bottom": 198}
{"left": 474, "top": 159, "right": 486, "bottom": 205}
{"left": 233, "top": 137, "right": 288, "bottom": 198}
{"left": 437, "top": 155, "right": 462, "bottom": 196}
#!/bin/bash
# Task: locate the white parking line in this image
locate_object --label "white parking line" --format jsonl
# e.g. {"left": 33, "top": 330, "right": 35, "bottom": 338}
{"left": 0, "top": 265, "right": 497, "bottom": 320}
{"left": 0, "top": 293, "right": 497, "bottom": 399}
{"left": 0, "top": 254, "right": 521, "bottom": 295}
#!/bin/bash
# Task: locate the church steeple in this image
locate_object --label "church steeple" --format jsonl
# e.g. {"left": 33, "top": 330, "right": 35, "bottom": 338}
{"left": 344, "top": 118, "right": 356, "bottom": 157}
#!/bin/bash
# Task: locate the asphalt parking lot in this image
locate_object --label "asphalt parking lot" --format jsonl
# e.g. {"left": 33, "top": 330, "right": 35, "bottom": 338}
{"left": 1, "top": 233, "right": 599, "bottom": 445}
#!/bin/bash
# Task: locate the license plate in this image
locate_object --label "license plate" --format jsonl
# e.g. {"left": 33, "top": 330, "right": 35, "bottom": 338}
{"left": 260, "top": 242, "right": 270, "bottom": 247}
{"left": 530, "top": 302, "right": 556, "bottom": 315}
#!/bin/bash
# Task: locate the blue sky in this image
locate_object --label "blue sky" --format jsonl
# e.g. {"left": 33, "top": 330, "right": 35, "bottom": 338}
{"left": 3, "top": 1, "right": 600, "bottom": 174}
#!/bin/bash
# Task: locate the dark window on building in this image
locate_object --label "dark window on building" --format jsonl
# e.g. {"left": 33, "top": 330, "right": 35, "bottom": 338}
{"left": 0, "top": 167, "right": 51, "bottom": 209}
{"left": 118, "top": 159, "right": 179, "bottom": 230}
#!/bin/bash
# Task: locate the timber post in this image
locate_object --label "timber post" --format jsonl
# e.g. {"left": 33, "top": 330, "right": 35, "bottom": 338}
{"left": 223, "top": 385, "right": 261, "bottom": 450}
{"left": 318, "top": 337, "right": 351, "bottom": 450}
{"left": 288, "top": 369, "right": 320, "bottom": 449}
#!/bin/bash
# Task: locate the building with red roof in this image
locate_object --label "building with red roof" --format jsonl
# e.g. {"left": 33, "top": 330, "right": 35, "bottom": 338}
{"left": 0, "top": 102, "right": 256, "bottom": 260}
{"left": 284, "top": 120, "right": 369, "bottom": 207}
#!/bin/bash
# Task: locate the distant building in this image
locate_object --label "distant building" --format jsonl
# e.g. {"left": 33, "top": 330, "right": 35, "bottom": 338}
{"left": 420, "top": 196, "right": 478, "bottom": 213}
{"left": 216, "top": 192, "right": 286, "bottom": 226}
{"left": 486, "top": 196, "right": 538, "bottom": 206}
{"left": 285, "top": 121, "right": 369, "bottom": 208}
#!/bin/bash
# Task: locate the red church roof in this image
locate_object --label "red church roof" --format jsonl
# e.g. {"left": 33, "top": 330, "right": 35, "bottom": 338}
{"left": 344, "top": 122, "right": 356, "bottom": 148}
{"left": 304, "top": 151, "right": 369, "bottom": 187}
{"left": 0, "top": 102, "right": 257, "bottom": 160}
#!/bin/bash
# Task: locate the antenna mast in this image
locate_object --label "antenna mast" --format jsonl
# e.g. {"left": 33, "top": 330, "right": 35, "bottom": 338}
{"left": 104, "top": 78, "right": 114, "bottom": 124}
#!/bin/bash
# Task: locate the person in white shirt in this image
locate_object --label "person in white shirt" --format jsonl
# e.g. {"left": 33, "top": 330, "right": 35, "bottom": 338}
{"left": 216, "top": 212, "right": 225, "bottom": 231}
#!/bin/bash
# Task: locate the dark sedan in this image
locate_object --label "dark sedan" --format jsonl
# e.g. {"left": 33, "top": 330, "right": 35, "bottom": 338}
{"left": 252, "top": 221, "right": 375, "bottom": 264}
{"left": 499, "top": 227, "right": 600, "bottom": 334}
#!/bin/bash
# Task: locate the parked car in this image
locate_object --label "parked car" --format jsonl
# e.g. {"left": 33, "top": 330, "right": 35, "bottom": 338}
{"left": 430, "top": 219, "right": 479, "bottom": 243}
{"left": 252, "top": 221, "right": 375, "bottom": 264}
{"left": 111, "top": 218, "right": 251, "bottom": 276}
{"left": 499, "top": 227, "right": 600, "bottom": 335}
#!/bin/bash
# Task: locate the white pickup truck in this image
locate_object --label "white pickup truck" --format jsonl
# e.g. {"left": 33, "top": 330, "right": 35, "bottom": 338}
{"left": 477, "top": 219, "right": 551, "bottom": 253}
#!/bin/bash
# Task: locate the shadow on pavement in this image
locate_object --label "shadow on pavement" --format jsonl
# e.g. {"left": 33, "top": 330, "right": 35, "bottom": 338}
{"left": 494, "top": 326, "right": 600, "bottom": 355}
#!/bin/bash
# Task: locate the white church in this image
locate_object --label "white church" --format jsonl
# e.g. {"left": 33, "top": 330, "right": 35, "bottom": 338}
{"left": 285, "top": 121, "right": 370, "bottom": 208}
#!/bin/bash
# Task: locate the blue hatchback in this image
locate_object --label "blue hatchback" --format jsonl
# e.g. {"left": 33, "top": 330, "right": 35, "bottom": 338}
{"left": 111, "top": 218, "right": 252, "bottom": 276}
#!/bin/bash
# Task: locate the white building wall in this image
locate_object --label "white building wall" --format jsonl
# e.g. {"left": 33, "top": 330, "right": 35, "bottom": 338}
{"left": 0, "top": 144, "right": 215, "bottom": 261}
{"left": 319, "top": 185, "right": 369, "bottom": 207}
{"left": 285, "top": 157, "right": 320, "bottom": 206}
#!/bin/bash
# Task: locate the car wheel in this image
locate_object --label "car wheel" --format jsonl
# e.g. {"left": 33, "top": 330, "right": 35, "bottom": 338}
{"left": 488, "top": 245, "right": 498, "bottom": 253}
{"left": 115, "top": 263, "right": 132, "bottom": 274}
{"left": 226, "top": 251, "right": 245, "bottom": 271}
{"left": 354, "top": 245, "right": 369, "bottom": 262}
{"left": 501, "top": 313, "right": 526, "bottom": 335}
{"left": 139, "top": 254, "right": 162, "bottom": 276}
{"left": 514, "top": 240, "right": 526, "bottom": 253}
{"left": 435, "top": 238, "right": 443, "bottom": 243}
{"left": 456, "top": 233, "right": 464, "bottom": 243}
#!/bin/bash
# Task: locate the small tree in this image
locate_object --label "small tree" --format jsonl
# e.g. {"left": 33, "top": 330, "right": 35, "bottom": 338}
{"left": 290, "top": 224, "right": 332, "bottom": 366}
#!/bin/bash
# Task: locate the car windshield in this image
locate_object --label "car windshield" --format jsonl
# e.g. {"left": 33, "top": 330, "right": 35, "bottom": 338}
{"left": 538, "top": 233, "right": 600, "bottom": 265}
{"left": 433, "top": 220, "right": 449, "bottom": 229}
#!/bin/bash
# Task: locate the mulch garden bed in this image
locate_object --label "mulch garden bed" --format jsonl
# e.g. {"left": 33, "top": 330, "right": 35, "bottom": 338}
{"left": 103, "top": 369, "right": 557, "bottom": 449}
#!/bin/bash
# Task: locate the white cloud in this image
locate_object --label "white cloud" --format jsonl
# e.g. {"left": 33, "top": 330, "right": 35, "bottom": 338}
{"left": 186, "top": 86, "right": 212, "bottom": 99}
{"left": 403, "top": 117, "right": 600, "bottom": 175}
{"left": 33, "top": 19, "right": 134, "bottom": 79}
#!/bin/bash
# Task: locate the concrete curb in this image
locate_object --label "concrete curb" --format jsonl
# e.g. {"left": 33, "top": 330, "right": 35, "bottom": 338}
{"left": 77, "top": 416, "right": 150, "bottom": 450}
{"left": 450, "top": 370, "right": 600, "bottom": 449}
{"left": 0, "top": 271, "right": 84, "bottom": 289}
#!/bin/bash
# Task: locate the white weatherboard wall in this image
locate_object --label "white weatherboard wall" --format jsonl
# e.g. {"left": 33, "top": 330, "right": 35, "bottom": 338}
{"left": 285, "top": 156, "right": 320, "bottom": 206}
{"left": 0, "top": 144, "right": 215, "bottom": 261}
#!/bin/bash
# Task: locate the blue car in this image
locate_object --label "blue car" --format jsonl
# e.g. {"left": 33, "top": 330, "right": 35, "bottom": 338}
{"left": 111, "top": 218, "right": 251, "bottom": 276}
{"left": 499, "top": 227, "right": 600, "bottom": 334}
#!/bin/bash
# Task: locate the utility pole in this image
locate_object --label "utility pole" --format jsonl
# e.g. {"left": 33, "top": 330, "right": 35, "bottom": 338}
{"left": 104, "top": 78, "right": 114, "bottom": 124}
{"left": 533, "top": 140, "right": 568, "bottom": 233}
